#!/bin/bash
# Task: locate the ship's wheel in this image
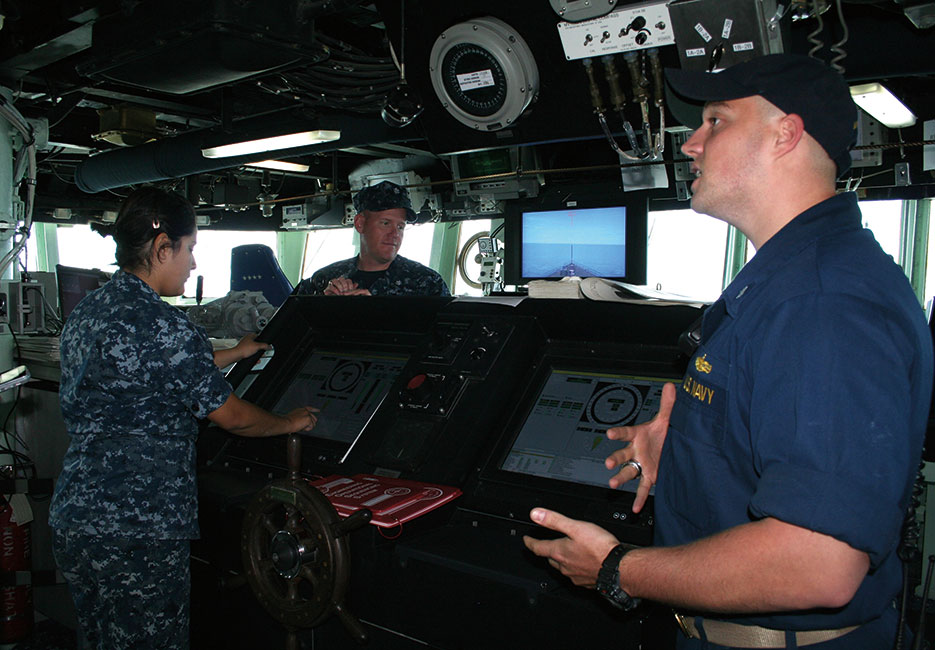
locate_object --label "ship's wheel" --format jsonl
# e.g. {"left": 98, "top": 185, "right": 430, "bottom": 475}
{"left": 241, "top": 435, "right": 371, "bottom": 647}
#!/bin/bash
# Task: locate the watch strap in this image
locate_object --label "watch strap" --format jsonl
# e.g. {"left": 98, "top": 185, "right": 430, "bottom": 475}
{"left": 596, "top": 543, "right": 639, "bottom": 611}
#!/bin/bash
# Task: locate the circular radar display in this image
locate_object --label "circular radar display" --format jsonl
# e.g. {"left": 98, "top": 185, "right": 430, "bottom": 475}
{"left": 588, "top": 384, "right": 642, "bottom": 426}
{"left": 429, "top": 16, "right": 539, "bottom": 131}
{"left": 327, "top": 361, "right": 364, "bottom": 392}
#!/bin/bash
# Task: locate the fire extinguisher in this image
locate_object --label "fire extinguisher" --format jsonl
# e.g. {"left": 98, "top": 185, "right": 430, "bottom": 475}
{"left": 0, "top": 494, "right": 33, "bottom": 644}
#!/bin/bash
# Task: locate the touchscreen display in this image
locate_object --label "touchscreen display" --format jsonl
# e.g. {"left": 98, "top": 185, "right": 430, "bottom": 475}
{"left": 273, "top": 351, "right": 408, "bottom": 449}
{"left": 500, "top": 369, "right": 672, "bottom": 491}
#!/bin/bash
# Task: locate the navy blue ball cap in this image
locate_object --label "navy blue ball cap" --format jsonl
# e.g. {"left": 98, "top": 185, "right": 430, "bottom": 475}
{"left": 665, "top": 54, "right": 858, "bottom": 177}
{"left": 353, "top": 180, "right": 417, "bottom": 223}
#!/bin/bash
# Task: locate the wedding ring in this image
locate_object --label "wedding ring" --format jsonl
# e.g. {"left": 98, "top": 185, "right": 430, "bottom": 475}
{"left": 622, "top": 459, "right": 643, "bottom": 479}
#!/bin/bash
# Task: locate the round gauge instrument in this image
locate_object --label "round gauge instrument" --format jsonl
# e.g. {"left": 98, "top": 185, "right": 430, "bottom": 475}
{"left": 429, "top": 17, "right": 539, "bottom": 131}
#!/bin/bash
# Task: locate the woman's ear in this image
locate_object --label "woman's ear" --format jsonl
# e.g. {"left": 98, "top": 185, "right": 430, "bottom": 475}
{"left": 151, "top": 232, "right": 171, "bottom": 265}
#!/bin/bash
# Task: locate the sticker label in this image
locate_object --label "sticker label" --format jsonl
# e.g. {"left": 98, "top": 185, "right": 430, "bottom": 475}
{"left": 686, "top": 47, "right": 707, "bottom": 57}
{"left": 270, "top": 486, "right": 297, "bottom": 505}
{"left": 733, "top": 41, "right": 755, "bottom": 52}
{"left": 694, "top": 23, "right": 712, "bottom": 42}
{"left": 722, "top": 18, "right": 733, "bottom": 39}
{"left": 457, "top": 70, "right": 495, "bottom": 91}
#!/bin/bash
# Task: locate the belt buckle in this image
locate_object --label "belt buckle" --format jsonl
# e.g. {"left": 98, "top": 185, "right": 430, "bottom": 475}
{"left": 673, "top": 612, "right": 695, "bottom": 639}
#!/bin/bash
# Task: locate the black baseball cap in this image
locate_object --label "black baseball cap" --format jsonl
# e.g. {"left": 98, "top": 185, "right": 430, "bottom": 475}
{"left": 665, "top": 54, "right": 858, "bottom": 177}
{"left": 353, "top": 180, "right": 417, "bottom": 223}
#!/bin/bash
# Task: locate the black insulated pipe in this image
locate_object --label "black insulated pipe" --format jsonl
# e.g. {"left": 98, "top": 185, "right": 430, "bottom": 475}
{"left": 74, "top": 114, "right": 419, "bottom": 193}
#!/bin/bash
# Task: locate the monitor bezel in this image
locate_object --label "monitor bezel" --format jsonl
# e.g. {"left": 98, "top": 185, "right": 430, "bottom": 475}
{"left": 475, "top": 350, "right": 682, "bottom": 503}
{"left": 55, "top": 263, "right": 112, "bottom": 320}
{"left": 270, "top": 346, "right": 411, "bottom": 454}
{"left": 502, "top": 194, "right": 648, "bottom": 286}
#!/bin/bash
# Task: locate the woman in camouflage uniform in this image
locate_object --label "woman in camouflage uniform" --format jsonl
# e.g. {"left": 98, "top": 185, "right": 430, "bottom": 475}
{"left": 49, "top": 187, "right": 319, "bottom": 649}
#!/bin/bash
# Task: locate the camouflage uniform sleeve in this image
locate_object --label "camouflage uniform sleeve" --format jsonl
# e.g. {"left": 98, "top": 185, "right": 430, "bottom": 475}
{"left": 435, "top": 273, "right": 451, "bottom": 297}
{"left": 419, "top": 268, "right": 450, "bottom": 296}
{"left": 294, "top": 276, "right": 323, "bottom": 296}
{"left": 378, "top": 256, "right": 451, "bottom": 296}
{"left": 159, "top": 313, "right": 231, "bottom": 418}
{"left": 295, "top": 258, "right": 357, "bottom": 296}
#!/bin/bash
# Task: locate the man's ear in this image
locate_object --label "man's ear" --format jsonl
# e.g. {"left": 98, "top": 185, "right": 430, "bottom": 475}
{"left": 353, "top": 212, "right": 366, "bottom": 233}
{"left": 775, "top": 112, "right": 806, "bottom": 158}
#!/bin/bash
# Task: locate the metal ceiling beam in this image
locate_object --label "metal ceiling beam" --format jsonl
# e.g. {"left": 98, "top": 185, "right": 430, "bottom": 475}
{"left": 77, "top": 87, "right": 217, "bottom": 120}
{"left": 371, "top": 143, "right": 438, "bottom": 157}
{"left": 0, "top": 23, "right": 94, "bottom": 82}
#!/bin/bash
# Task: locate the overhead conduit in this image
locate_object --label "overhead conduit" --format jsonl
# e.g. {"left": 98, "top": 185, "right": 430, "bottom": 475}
{"left": 74, "top": 113, "right": 419, "bottom": 193}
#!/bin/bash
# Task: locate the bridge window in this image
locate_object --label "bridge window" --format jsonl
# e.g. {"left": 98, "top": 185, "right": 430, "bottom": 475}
{"left": 646, "top": 209, "right": 728, "bottom": 303}
{"left": 182, "top": 230, "right": 278, "bottom": 300}
{"left": 300, "top": 222, "right": 439, "bottom": 284}
{"left": 42, "top": 224, "right": 277, "bottom": 302}
{"left": 860, "top": 200, "right": 902, "bottom": 261}
{"left": 56, "top": 224, "right": 117, "bottom": 274}
{"left": 301, "top": 228, "right": 357, "bottom": 280}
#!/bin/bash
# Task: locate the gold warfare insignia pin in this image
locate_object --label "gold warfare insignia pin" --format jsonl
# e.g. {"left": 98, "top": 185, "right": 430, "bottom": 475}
{"left": 695, "top": 354, "right": 712, "bottom": 374}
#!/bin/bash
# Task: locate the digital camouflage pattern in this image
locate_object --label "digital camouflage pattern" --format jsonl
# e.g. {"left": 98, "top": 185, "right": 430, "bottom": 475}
{"left": 53, "top": 529, "right": 190, "bottom": 649}
{"left": 294, "top": 255, "right": 451, "bottom": 297}
{"left": 49, "top": 269, "right": 232, "bottom": 539}
{"left": 353, "top": 180, "right": 417, "bottom": 222}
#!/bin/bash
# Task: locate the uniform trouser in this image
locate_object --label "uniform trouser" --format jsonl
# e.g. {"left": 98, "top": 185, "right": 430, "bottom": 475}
{"left": 52, "top": 528, "right": 190, "bottom": 650}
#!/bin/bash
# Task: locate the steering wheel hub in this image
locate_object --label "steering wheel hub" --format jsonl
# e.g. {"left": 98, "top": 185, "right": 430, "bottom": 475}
{"left": 269, "top": 530, "right": 317, "bottom": 580}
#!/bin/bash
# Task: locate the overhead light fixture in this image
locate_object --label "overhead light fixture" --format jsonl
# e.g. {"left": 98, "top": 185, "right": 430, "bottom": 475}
{"left": 201, "top": 129, "right": 341, "bottom": 158}
{"left": 245, "top": 160, "right": 311, "bottom": 173}
{"left": 849, "top": 83, "right": 917, "bottom": 129}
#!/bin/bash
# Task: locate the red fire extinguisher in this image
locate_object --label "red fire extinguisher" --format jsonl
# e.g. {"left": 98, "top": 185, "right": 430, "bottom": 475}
{"left": 0, "top": 494, "right": 33, "bottom": 644}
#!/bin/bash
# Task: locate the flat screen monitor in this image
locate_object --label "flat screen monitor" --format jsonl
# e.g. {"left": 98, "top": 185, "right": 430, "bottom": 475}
{"left": 503, "top": 196, "right": 647, "bottom": 285}
{"left": 272, "top": 349, "right": 408, "bottom": 460}
{"left": 499, "top": 367, "right": 672, "bottom": 492}
{"left": 56, "top": 264, "right": 111, "bottom": 321}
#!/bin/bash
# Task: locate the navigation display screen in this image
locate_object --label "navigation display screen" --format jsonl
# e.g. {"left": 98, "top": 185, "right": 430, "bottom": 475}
{"left": 521, "top": 206, "right": 627, "bottom": 279}
{"left": 273, "top": 350, "right": 408, "bottom": 451}
{"left": 500, "top": 369, "right": 672, "bottom": 491}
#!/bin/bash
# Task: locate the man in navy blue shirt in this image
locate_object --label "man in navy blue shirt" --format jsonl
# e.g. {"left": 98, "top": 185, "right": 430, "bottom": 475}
{"left": 524, "top": 55, "right": 933, "bottom": 649}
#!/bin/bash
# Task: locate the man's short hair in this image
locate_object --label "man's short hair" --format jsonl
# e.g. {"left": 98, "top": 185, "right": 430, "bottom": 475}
{"left": 352, "top": 181, "right": 417, "bottom": 223}
{"left": 665, "top": 54, "right": 858, "bottom": 177}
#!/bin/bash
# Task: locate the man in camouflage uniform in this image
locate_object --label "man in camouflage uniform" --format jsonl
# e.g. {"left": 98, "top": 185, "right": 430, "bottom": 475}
{"left": 294, "top": 180, "right": 451, "bottom": 297}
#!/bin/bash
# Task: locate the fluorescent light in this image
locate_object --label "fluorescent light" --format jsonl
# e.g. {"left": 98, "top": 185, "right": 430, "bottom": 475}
{"left": 245, "top": 160, "right": 311, "bottom": 173}
{"left": 201, "top": 129, "right": 341, "bottom": 158}
{"left": 849, "top": 83, "right": 917, "bottom": 129}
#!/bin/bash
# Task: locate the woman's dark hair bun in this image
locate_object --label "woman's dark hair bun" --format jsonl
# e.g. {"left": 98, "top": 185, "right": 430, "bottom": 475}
{"left": 110, "top": 186, "right": 196, "bottom": 271}
{"left": 90, "top": 222, "right": 115, "bottom": 238}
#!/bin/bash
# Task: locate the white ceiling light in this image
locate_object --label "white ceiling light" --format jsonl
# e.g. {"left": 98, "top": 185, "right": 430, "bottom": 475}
{"left": 201, "top": 129, "right": 341, "bottom": 158}
{"left": 245, "top": 160, "right": 311, "bottom": 173}
{"left": 849, "top": 83, "right": 917, "bottom": 129}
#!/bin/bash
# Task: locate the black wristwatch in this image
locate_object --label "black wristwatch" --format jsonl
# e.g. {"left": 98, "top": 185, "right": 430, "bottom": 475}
{"left": 596, "top": 544, "right": 640, "bottom": 611}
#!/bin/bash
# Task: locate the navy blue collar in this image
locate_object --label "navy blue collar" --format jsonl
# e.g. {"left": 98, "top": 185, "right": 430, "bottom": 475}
{"left": 720, "top": 192, "right": 861, "bottom": 317}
